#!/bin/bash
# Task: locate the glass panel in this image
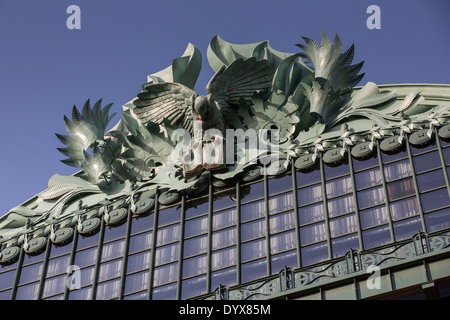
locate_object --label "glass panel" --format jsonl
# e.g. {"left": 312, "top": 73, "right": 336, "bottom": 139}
{"left": 184, "top": 216, "right": 208, "bottom": 238}
{"left": 362, "top": 225, "right": 391, "bottom": 249}
{"left": 269, "top": 192, "right": 294, "bottom": 214}
{"left": 326, "top": 175, "right": 352, "bottom": 198}
{"left": 152, "top": 282, "right": 177, "bottom": 300}
{"left": 298, "top": 202, "right": 324, "bottom": 225}
{"left": 103, "top": 223, "right": 127, "bottom": 242}
{"left": 301, "top": 241, "right": 328, "bottom": 266}
{"left": 241, "top": 259, "right": 267, "bottom": 283}
{"left": 390, "top": 197, "right": 419, "bottom": 221}
{"left": 68, "top": 286, "right": 91, "bottom": 300}
{"left": 413, "top": 151, "right": 442, "bottom": 173}
{"left": 297, "top": 183, "right": 323, "bottom": 206}
{"left": 270, "top": 230, "right": 296, "bottom": 254}
{"left": 154, "top": 243, "right": 179, "bottom": 266}
{"left": 330, "top": 214, "right": 357, "bottom": 237}
{"left": 357, "top": 186, "right": 384, "bottom": 209}
{"left": 0, "top": 289, "right": 11, "bottom": 300}
{"left": 417, "top": 169, "right": 447, "bottom": 192}
{"left": 271, "top": 250, "right": 298, "bottom": 273}
{"left": 185, "top": 198, "right": 209, "bottom": 219}
{"left": 46, "top": 255, "right": 70, "bottom": 277}
{"left": 158, "top": 205, "right": 181, "bottom": 227}
{"left": 425, "top": 208, "right": 450, "bottom": 232}
{"left": 241, "top": 219, "right": 266, "bottom": 241}
{"left": 156, "top": 224, "right": 180, "bottom": 246}
{"left": 393, "top": 216, "right": 422, "bottom": 241}
{"left": 211, "top": 247, "right": 236, "bottom": 270}
{"left": 0, "top": 269, "right": 16, "bottom": 290}
{"left": 98, "top": 259, "right": 122, "bottom": 281}
{"left": 75, "top": 247, "right": 98, "bottom": 267}
{"left": 129, "top": 231, "right": 152, "bottom": 254}
{"left": 381, "top": 149, "right": 407, "bottom": 163}
{"left": 269, "top": 211, "right": 295, "bottom": 233}
{"left": 153, "top": 263, "right": 178, "bottom": 286}
{"left": 383, "top": 159, "right": 411, "bottom": 182}
{"left": 241, "top": 201, "right": 265, "bottom": 222}
{"left": 421, "top": 188, "right": 450, "bottom": 212}
{"left": 183, "top": 235, "right": 208, "bottom": 257}
{"left": 355, "top": 167, "right": 382, "bottom": 190}
{"left": 360, "top": 206, "right": 388, "bottom": 229}
{"left": 327, "top": 194, "right": 355, "bottom": 217}
{"left": 130, "top": 212, "right": 153, "bottom": 234}
{"left": 212, "top": 227, "right": 236, "bottom": 250}
{"left": 77, "top": 232, "right": 100, "bottom": 250}
{"left": 181, "top": 274, "right": 207, "bottom": 299}
{"left": 242, "top": 239, "right": 266, "bottom": 261}
{"left": 299, "top": 222, "right": 326, "bottom": 245}
{"left": 324, "top": 162, "right": 349, "bottom": 179}
{"left": 352, "top": 154, "right": 379, "bottom": 171}
{"left": 42, "top": 274, "right": 66, "bottom": 298}
{"left": 211, "top": 267, "right": 237, "bottom": 290}
{"left": 15, "top": 282, "right": 39, "bottom": 300}
{"left": 125, "top": 270, "right": 149, "bottom": 294}
{"left": 410, "top": 141, "right": 437, "bottom": 155}
{"left": 240, "top": 181, "right": 264, "bottom": 203}
{"left": 19, "top": 263, "right": 43, "bottom": 284}
{"left": 182, "top": 255, "right": 207, "bottom": 278}
{"left": 96, "top": 278, "right": 121, "bottom": 300}
{"left": 296, "top": 168, "right": 321, "bottom": 187}
{"left": 127, "top": 251, "right": 151, "bottom": 273}
{"left": 50, "top": 242, "right": 72, "bottom": 257}
{"left": 124, "top": 291, "right": 148, "bottom": 300}
{"left": 268, "top": 174, "right": 293, "bottom": 194}
{"left": 214, "top": 189, "right": 237, "bottom": 211}
{"left": 101, "top": 239, "right": 125, "bottom": 261}
{"left": 79, "top": 266, "right": 95, "bottom": 287}
{"left": 213, "top": 208, "right": 236, "bottom": 230}
{"left": 332, "top": 233, "right": 359, "bottom": 258}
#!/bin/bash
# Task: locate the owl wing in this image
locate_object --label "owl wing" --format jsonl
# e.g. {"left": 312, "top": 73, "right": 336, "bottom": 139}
{"left": 132, "top": 82, "right": 197, "bottom": 132}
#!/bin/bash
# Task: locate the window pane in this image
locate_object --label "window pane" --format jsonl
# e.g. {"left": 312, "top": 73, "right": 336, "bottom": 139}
{"left": 184, "top": 216, "right": 208, "bottom": 238}
{"left": 183, "top": 255, "right": 207, "bottom": 278}
{"left": 46, "top": 255, "right": 70, "bottom": 277}
{"left": 270, "top": 230, "right": 296, "bottom": 254}
{"left": 352, "top": 155, "right": 378, "bottom": 171}
{"left": 153, "top": 263, "right": 178, "bottom": 286}
{"left": 332, "top": 233, "right": 359, "bottom": 258}
{"left": 362, "top": 225, "right": 391, "bottom": 249}
{"left": 185, "top": 198, "right": 209, "bottom": 219}
{"left": 241, "top": 219, "right": 266, "bottom": 241}
{"left": 417, "top": 169, "right": 447, "bottom": 192}
{"left": 214, "top": 189, "right": 237, "bottom": 211}
{"left": 296, "top": 168, "right": 321, "bottom": 187}
{"left": 242, "top": 239, "right": 266, "bottom": 261}
{"left": 0, "top": 269, "right": 16, "bottom": 290}
{"left": 241, "top": 181, "right": 264, "bottom": 203}
{"left": 393, "top": 216, "right": 423, "bottom": 241}
{"left": 324, "top": 162, "right": 349, "bottom": 179}
{"left": 130, "top": 213, "right": 153, "bottom": 234}
{"left": 425, "top": 208, "right": 450, "bottom": 232}
{"left": 390, "top": 197, "right": 419, "bottom": 221}
{"left": 99, "top": 259, "right": 122, "bottom": 281}
{"left": 181, "top": 275, "right": 207, "bottom": 299}
{"left": 129, "top": 231, "right": 152, "bottom": 254}
{"left": 152, "top": 282, "right": 177, "bottom": 300}
{"left": 355, "top": 168, "right": 382, "bottom": 190}
{"left": 298, "top": 202, "right": 324, "bottom": 225}
{"left": 156, "top": 224, "right": 180, "bottom": 245}
{"left": 16, "top": 282, "right": 39, "bottom": 300}
{"left": 75, "top": 247, "right": 97, "bottom": 267}
{"left": 155, "top": 243, "right": 179, "bottom": 265}
{"left": 360, "top": 206, "right": 387, "bottom": 229}
{"left": 96, "top": 278, "right": 121, "bottom": 300}
{"left": 386, "top": 178, "right": 415, "bottom": 201}
{"left": 212, "top": 227, "right": 236, "bottom": 250}
{"left": 211, "top": 267, "right": 236, "bottom": 290}
{"left": 384, "top": 159, "right": 411, "bottom": 181}
{"left": 42, "top": 274, "right": 66, "bottom": 297}
{"left": 326, "top": 175, "right": 352, "bottom": 198}
{"left": 297, "top": 184, "right": 323, "bottom": 206}
{"left": 68, "top": 286, "right": 91, "bottom": 300}
{"left": 330, "top": 214, "right": 357, "bottom": 237}
{"left": 241, "top": 201, "right": 265, "bottom": 222}
{"left": 127, "top": 251, "right": 151, "bottom": 273}
{"left": 211, "top": 247, "right": 236, "bottom": 270}
{"left": 79, "top": 266, "right": 95, "bottom": 287}
{"left": 271, "top": 250, "right": 298, "bottom": 273}
{"left": 300, "top": 222, "right": 326, "bottom": 245}
{"left": 241, "top": 259, "right": 267, "bottom": 283}
{"left": 328, "top": 194, "right": 355, "bottom": 217}
{"left": 269, "top": 192, "right": 294, "bottom": 214}
{"left": 421, "top": 188, "right": 450, "bottom": 212}
{"left": 270, "top": 211, "right": 295, "bottom": 233}
{"left": 268, "top": 174, "right": 293, "bottom": 194}
{"left": 184, "top": 235, "right": 208, "bottom": 257}
{"left": 101, "top": 239, "right": 125, "bottom": 261}
{"left": 413, "top": 151, "right": 442, "bottom": 173}
{"left": 158, "top": 206, "right": 181, "bottom": 227}
{"left": 213, "top": 208, "right": 236, "bottom": 230}
{"left": 19, "top": 263, "right": 43, "bottom": 284}
{"left": 301, "top": 241, "right": 328, "bottom": 266}
{"left": 357, "top": 186, "right": 384, "bottom": 209}
{"left": 103, "top": 223, "right": 127, "bottom": 242}
{"left": 125, "top": 270, "right": 149, "bottom": 294}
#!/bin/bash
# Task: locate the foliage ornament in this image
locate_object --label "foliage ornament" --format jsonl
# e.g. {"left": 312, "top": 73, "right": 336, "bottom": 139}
{"left": 0, "top": 32, "right": 449, "bottom": 243}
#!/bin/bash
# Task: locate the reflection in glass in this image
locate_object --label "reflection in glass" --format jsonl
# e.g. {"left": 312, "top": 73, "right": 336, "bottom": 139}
{"left": 212, "top": 227, "right": 236, "bottom": 250}
{"left": 211, "top": 247, "right": 236, "bottom": 270}
{"left": 96, "top": 278, "right": 121, "bottom": 300}
{"left": 269, "top": 192, "right": 294, "bottom": 214}
{"left": 19, "top": 263, "right": 43, "bottom": 284}
{"left": 184, "top": 216, "right": 208, "bottom": 238}
{"left": 330, "top": 214, "right": 357, "bottom": 237}
{"left": 298, "top": 202, "right": 324, "bottom": 225}
{"left": 128, "top": 232, "right": 152, "bottom": 254}
{"left": 130, "top": 212, "right": 153, "bottom": 234}
{"left": 357, "top": 186, "right": 384, "bottom": 209}
{"left": 327, "top": 194, "right": 355, "bottom": 217}
{"left": 181, "top": 275, "right": 207, "bottom": 299}
{"left": 213, "top": 189, "right": 237, "bottom": 211}
{"left": 301, "top": 241, "right": 328, "bottom": 266}
{"left": 324, "top": 162, "right": 349, "bottom": 179}
{"left": 155, "top": 243, "right": 179, "bottom": 265}
{"left": 425, "top": 208, "right": 450, "bottom": 232}
{"left": 15, "top": 282, "right": 39, "bottom": 300}
{"left": 297, "top": 184, "right": 323, "bottom": 206}
{"left": 99, "top": 259, "right": 122, "bottom": 281}
{"left": 42, "top": 274, "right": 66, "bottom": 298}
{"left": 360, "top": 206, "right": 387, "bottom": 229}
{"left": 0, "top": 269, "right": 16, "bottom": 290}
{"left": 241, "top": 181, "right": 264, "bottom": 203}
{"left": 156, "top": 224, "right": 180, "bottom": 246}
{"left": 184, "top": 235, "right": 208, "bottom": 257}
{"left": 268, "top": 174, "right": 293, "bottom": 194}
{"left": 241, "top": 201, "right": 265, "bottom": 222}
{"left": 362, "top": 225, "right": 391, "bottom": 249}
{"left": 213, "top": 208, "right": 236, "bottom": 230}
{"left": 183, "top": 255, "right": 207, "bottom": 278}
{"left": 127, "top": 251, "right": 151, "bottom": 273}
{"left": 211, "top": 267, "right": 236, "bottom": 290}
{"left": 101, "top": 239, "right": 125, "bottom": 261}
{"left": 270, "top": 230, "right": 296, "bottom": 254}
{"left": 421, "top": 188, "right": 450, "bottom": 212}
{"left": 68, "top": 286, "right": 91, "bottom": 300}
{"left": 332, "top": 233, "right": 359, "bottom": 258}
{"left": 269, "top": 211, "right": 295, "bottom": 233}
{"left": 153, "top": 263, "right": 178, "bottom": 286}
{"left": 241, "top": 219, "right": 266, "bottom": 241}
{"left": 124, "top": 270, "right": 149, "bottom": 294}
{"left": 417, "top": 169, "right": 446, "bottom": 192}
{"left": 413, "top": 151, "right": 442, "bottom": 173}
{"left": 390, "top": 197, "right": 419, "bottom": 221}
{"left": 75, "top": 247, "right": 97, "bottom": 267}
{"left": 185, "top": 198, "right": 209, "bottom": 219}
{"left": 326, "top": 175, "right": 352, "bottom": 197}
{"left": 299, "top": 222, "right": 326, "bottom": 245}
{"left": 296, "top": 169, "right": 321, "bottom": 187}
{"left": 152, "top": 282, "right": 177, "bottom": 300}
{"left": 355, "top": 168, "right": 382, "bottom": 190}
{"left": 271, "top": 250, "right": 298, "bottom": 273}
{"left": 46, "top": 255, "right": 70, "bottom": 277}
{"left": 158, "top": 206, "right": 181, "bottom": 227}
{"left": 383, "top": 160, "right": 411, "bottom": 182}
{"left": 393, "top": 216, "right": 422, "bottom": 241}
{"left": 241, "top": 258, "right": 267, "bottom": 283}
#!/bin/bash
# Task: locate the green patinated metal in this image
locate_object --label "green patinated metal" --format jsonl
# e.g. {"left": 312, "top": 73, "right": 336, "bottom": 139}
{"left": 0, "top": 32, "right": 450, "bottom": 250}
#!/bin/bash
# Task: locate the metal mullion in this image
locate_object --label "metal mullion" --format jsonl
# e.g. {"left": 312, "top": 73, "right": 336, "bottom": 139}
{"left": 206, "top": 173, "right": 213, "bottom": 293}
{"left": 376, "top": 140, "right": 395, "bottom": 242}
{"left": 147, "top": 188, "right": 159, "bottom": 300}
{"left": 118, "top": 207, "right": 133, "bottom": 300}
{"left": 291, "top": 159, "right": 302, "bottom": 268}
{"left": 90, "top": 212, "right": 106, "bottom": 300}
{"left": 176, "top": 192, "right": 186, "bottom": 300}
{"left": 319, "top": 154, "right": 333, "bottom": 260}
{"left": 405, "top": 138, "right": 427, "bottom": 232}
{"left": 10, "top": 246, "right": 25, "bottom": 300}
{"left": 236, "top": 179, "right": 242, "bottom": 285}
{"left": 435, "top": 128, "right": 450, "bottom": 200}
{"left": 263, "top": 165, "right": 272, "bottom": 276}
{"left": 348, "top": 148, "right": 364, "bottom": 251}
{"left": 36, "top": 237, "right": 52, "bottom": 299}
{"left": 63, "top": 226, "right": 79, "bottom": 300}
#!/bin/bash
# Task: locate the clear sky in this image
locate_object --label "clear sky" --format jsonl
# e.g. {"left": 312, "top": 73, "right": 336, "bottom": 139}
{"left": 0, "top": 0, "right": 449, "bottom": 217}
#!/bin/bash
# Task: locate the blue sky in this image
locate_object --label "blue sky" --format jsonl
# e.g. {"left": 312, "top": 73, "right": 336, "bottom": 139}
{"left": 0, "top": 0, "right": 449, "bottom": 217}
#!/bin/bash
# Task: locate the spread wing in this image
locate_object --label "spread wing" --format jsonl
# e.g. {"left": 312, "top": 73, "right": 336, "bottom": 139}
{"left": 206, "top": 57, "right": 273, "bottom": 106}
{"left": 132, "top": 82, "right": 197, "bottom": 132}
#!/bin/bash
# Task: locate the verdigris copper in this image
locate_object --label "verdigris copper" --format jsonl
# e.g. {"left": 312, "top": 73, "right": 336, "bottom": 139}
{"left": 0, "top": 32, "right": 449, "bottom": 243}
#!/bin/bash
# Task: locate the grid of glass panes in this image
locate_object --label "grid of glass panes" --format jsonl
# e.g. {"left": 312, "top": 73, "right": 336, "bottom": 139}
{"left": 2, "top": 135, "right": 450, "bottom": 300}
